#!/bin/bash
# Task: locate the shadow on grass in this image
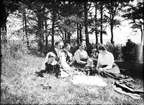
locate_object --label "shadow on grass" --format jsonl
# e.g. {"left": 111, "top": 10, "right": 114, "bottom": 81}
{"left": 116, "top": 61, "right": 143, "bottom": 79}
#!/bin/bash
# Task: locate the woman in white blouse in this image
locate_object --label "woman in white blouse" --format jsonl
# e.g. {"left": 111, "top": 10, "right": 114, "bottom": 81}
{"left": 74, "top": 42, "right": 93, "bottom": 68}
{"left": 96, "top": 44, "right": 120, "bottom": 76}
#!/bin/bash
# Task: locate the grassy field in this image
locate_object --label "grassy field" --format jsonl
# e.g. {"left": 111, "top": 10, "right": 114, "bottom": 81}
{"left": 1, "top": 48, "right": 144, "bottom": 104}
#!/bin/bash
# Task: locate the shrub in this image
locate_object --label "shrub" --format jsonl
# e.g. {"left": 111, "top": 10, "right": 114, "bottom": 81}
{"left": 121, "top": 39, "right": 139, "bottom": 62}
{"left": 105, "top": 42, "right": 122, "bottom": 60}
{"left": 2, "top": 40, "right": 29, "bottom": 60}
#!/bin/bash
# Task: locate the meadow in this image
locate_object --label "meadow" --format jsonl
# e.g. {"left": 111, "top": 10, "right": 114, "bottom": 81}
{"left": 1, "top": 43, "right": 144, "bottom": 104}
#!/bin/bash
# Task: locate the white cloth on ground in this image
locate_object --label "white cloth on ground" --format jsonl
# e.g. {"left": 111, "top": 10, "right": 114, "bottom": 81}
{"left": 71, "top": 75, "right": 107, "bottom": 86}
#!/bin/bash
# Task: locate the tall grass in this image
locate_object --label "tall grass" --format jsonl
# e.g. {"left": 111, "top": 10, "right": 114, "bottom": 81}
{"left": 1, "top": 41, "right": 144, "bottom": 104}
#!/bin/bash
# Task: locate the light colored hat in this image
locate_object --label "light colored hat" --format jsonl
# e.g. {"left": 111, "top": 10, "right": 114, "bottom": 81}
{"left": 48, "top": 52, "right": 56, "bottom": 58}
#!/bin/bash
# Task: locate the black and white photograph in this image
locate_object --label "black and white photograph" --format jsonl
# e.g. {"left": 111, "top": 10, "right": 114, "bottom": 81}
{"left": 1, "top": 0, "right": 144, "bottom": 104}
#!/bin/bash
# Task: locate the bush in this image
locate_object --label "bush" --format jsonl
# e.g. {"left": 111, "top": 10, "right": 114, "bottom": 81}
{"left": 121, "top": 39, "right": 139, "bottom": 62}
{"left": 2, "top": 40, "right": 29, "bottom": 60}
{"left": 105, "top": 42, "right": 122, "bottom": 60}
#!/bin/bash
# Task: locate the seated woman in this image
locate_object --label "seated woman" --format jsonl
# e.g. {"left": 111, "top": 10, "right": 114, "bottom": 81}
{"left": 73, "top": 42, "right": 94, "bottom": 70}
{"left": 36, "top": 52, "right": 60, "bottom": 77}
{"left": 59, "top": 43, "right": 74, "bottom": 76}
{"left": 95, "top": 44, "right": 121, "bottom": 79}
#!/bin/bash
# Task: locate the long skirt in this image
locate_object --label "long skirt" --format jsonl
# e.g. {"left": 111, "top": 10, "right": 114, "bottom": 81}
{"left": 96, "top": 63, "right": 122, "bottom": 79}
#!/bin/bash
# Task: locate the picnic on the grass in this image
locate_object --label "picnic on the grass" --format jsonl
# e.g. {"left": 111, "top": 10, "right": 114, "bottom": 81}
{"left": 35, "top": 41, "right": 144, "bottom": 99}
{"left": 1, "top": 0, "right": 143, "bottom": 104}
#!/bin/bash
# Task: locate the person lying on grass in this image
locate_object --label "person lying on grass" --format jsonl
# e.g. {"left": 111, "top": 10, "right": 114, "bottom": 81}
{"left": 36, "top": 52, "right": 60, "bottom": 78}
{"left": 95, "top": 44, "right": 121, "bottom": 79}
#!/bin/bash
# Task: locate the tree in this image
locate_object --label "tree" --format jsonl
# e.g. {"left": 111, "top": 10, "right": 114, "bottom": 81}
{"left": 84, "top": 0, "right": 89, "bottom": 46}
{"left": 100, "top": 1, "right": 104, "bottom": 44}
{"left": 94, "top": 1, "right": 98, "bottom": 44}
{"left": 122, "top": 1, "right": 143, "bottom": 62}
{"left": 19, "top": 3, "right": 30, "bottom": 49}
{"left": 57, "top": 1, "right": 83, "bottom": 44}
{"left": 76, "top": 3, "right": 84, "bottom": 44}
{"left": 0, "top": 0, "right": 21, "bottom": 46}
{"left": 105, "top": 0, "right": 133, "bottom": 44}
{"left": 104, "top": 0, "right": 121, "bottom": 44}
{"left": 122, "top": 1, "right": 143, "bottom": 44}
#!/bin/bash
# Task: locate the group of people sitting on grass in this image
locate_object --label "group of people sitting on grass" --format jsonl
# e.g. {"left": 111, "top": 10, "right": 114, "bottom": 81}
{"left": 36, "top": 41, "right": 122, "bottom": 79}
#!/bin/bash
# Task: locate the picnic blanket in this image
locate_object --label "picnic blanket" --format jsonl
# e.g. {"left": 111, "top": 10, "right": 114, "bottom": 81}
{"left": 71, "top": 75, "right": 107, "bottom": 86}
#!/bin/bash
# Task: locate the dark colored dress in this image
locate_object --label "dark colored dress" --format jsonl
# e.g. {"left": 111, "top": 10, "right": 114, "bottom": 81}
{"left": 36, "top": 62, "right": 60, "bottom": 77}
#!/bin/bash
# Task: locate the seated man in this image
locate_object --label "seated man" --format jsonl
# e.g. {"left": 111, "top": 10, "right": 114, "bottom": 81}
{"left": 36, "top": 52, "right": 60, "bottom": 77}
{"left": 59, "top": 43, "right": 74, "bottom": 76}
{"left": 73, "top": 42, "right": 94, "bottom": 74}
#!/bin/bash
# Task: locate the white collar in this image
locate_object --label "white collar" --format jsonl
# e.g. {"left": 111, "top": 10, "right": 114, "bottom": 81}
{"left": 51, "top": 60, "right": 58, "bottom": 65}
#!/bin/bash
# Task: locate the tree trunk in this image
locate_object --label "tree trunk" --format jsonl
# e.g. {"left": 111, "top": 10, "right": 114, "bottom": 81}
{"left": 138, "top": 27, "right": 144, "bottom": 63}
{"left": 110, "top": 20, "right": 114, "bottom": 44}
{"left": 84, "top": 0, "right": 89, "bottom": 46}
{"left": 109, "top": 1, "right": 115, "bottom": 44}
{"left": 100, "top": 4, "right": 103, "bottom": 44}
{"left": 65, "top": 30, "right": 67, "bottom": 40}
{"left": 68, "top": 32, "right": 71, "bottom": 43}
{"left": 77, "top": 23, "right": 80, "bottom": 44}
{"left": 44, "top": 8, "right": 48, "bottom": 54}
{"left": 37, "top": 8, "right": 44, "bottom": 53}
{"left": 1, "top": 24, "right": 7, "bottom": 46}
{"left": 140, "top": 26, "right": 144, "bottom": 45}
{"left": 23, "top": 11, "right": 29, "bottom": 49}
{"left": 79, "top": 24, "right": 82, "bottom": 43}
{"left": 95, "top": 2, "right": 98, "bottom": 44}
{"left": 51, "top": 2, "right": 56, "bottom": 49}
{"left": 67, "top": 20, "right": 71, "bottom": 43}
{"left": 45, "top": 35, "right": 48, "bottom": 55}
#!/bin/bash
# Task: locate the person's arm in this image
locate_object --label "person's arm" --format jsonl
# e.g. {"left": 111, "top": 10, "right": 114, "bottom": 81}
{"left": 74, "top": 51, "right": 87, "bottom": 64}
{"left": 102, "top": 53, "right": 114, "bottom": 70}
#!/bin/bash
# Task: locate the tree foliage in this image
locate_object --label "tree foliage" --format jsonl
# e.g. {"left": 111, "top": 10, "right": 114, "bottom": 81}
{"left": 1, "top": 0, "right": 143, "bottom": 54}
{"left": 122, "top": 1, "right": 144, "bottom": 44}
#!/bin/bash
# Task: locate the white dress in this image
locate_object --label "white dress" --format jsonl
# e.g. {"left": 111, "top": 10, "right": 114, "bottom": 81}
{"left": 97, "top": 51, "right": 120, "bottom": 73}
